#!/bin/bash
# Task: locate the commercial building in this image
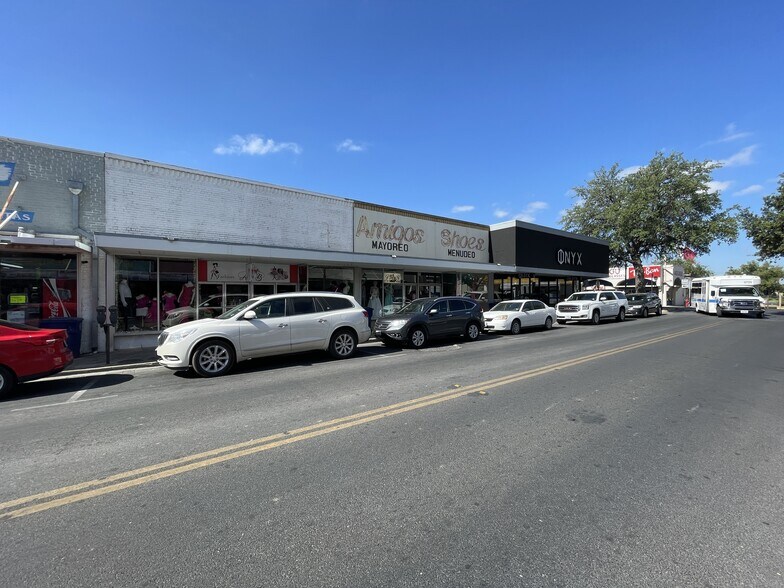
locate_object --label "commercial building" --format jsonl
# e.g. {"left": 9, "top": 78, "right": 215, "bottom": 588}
{"left": 1, "top": 137, "right": 610, "bottom": 353}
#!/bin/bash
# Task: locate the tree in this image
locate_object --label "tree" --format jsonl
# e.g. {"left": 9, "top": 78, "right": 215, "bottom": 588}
{"left": 562, "top": 152, "right": 739, "bottom": 291}
{"left": 726, "top": 260, "right": 784, "bottom": 296}
{"left": 741, "top": 174, "right": 784, "bottom": 260}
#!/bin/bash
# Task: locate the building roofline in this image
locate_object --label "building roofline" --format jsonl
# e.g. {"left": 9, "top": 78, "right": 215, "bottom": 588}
{"left": 490, "top": 219, "right": 609, "bottom": 245}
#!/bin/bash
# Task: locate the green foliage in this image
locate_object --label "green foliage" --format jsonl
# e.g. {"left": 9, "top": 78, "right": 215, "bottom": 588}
{"left": 726, "top": 260, "right": 784, "bottom": 295}
{"left": 741, "top": 175, "right": 784, "bottom": 260}
{"left": 562, "top": 152, "right": 739, "bottom": 290}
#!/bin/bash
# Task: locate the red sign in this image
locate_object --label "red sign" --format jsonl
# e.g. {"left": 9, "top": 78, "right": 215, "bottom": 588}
{"left": 628, "top": 265, "right": 661, "bottom": 279}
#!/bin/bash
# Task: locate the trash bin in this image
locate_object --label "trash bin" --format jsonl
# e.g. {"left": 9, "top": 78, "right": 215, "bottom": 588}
{"left": 39, "top": 317, "right": 84, "bottom": 357}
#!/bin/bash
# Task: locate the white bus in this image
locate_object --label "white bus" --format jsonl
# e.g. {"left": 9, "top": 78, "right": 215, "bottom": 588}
{"left": 691, "top": 275, "right": 765, "bottom": 318}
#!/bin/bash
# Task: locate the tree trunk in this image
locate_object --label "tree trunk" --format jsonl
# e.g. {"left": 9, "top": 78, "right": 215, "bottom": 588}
{"left": 632, "top": 260, "right": 646, "bottom": 292}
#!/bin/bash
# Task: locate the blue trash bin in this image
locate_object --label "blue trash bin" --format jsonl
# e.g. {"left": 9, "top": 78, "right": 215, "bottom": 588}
{"left": 39, "top": 317, "right": 84, "bottom": 357}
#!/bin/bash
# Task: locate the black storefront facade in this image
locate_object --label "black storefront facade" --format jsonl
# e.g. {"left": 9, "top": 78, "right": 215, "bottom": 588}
{"left": 489, "top": 220, "right": 610, "bottom": 306}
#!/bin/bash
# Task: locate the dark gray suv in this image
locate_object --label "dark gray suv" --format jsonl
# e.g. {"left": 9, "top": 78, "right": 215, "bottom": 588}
{"left": 626, "top": 292, "right": 662, "bottom": 318}
{"left": 374, "top": 296, "right": 484, "bottom": 348}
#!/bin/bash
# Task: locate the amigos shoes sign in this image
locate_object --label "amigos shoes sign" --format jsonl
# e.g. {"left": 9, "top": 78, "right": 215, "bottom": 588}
{"left": 353, "top": 207, "right": 489, "bottom": 263}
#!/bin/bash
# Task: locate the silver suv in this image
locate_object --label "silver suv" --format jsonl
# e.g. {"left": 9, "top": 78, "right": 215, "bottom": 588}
{"left": 374, "top": 296, "right": 484, "bottom": 348}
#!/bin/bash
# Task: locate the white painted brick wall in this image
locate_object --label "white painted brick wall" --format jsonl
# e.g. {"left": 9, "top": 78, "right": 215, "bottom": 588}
{"left": 105, "top": 156, "right": 354, "bottom": 252}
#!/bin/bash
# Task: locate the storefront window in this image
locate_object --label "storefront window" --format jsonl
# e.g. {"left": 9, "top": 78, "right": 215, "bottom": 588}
{"left": 0, "top": 253, "right": 78, "bottom": 326}
{"left": 116, "top": 257, "right": 194, "bottom": 331}
{"left": 307, "top": 267, "right": 353, "bottom": 297}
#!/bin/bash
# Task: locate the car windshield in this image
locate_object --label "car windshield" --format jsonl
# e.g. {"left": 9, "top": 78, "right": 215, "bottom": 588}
{"left": 627, "top": 294, "right": 649, "bottom": 301}
{"left": 216, "top": 298, "right": 258, "bottom": 319}
{"left": 566, "top": 293, "right": 598, "bottom": 301}
{"left": 490, "top": 302, "right": 523, "bottom": 312}
{"left": 395, "top": 299, "right": 432, "bottom": 314}
{"left": 718, "top": 287, "right": 759, "bottom": 296}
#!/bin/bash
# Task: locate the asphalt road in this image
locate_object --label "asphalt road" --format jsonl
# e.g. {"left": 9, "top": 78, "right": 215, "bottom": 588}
{"left": 1, "top": 311, "right": 782, "bottom": 587}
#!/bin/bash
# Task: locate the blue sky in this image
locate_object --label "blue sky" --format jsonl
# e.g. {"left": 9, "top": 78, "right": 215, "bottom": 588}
{"left": 4, "top": 1, "right": 783, "bottom": 273}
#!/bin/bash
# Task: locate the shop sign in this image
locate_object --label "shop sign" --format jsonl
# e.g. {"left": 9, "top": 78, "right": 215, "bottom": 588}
{"left": 9, "top": 294, "right": 27, "bottom": 304}
{"left": 608, "top": 266, "right": 626, "bottom": 279}
{"left": 0, "top": 162, "right": 15, "bottom": 186}
{"left": 199, "top": 260, "right": 295, "bottom": 283}
{"left": 383, "top": 272, "right": 402, "bottom": 283}
{"left": 556, "top": 248, "right": 583, "bottom": 267}
{"left": 353, "top": 207, "right": 489, "bottom": 263}
{"left": 1, "top": 211, "right": 34, "bottom": 223}
{"left": 628, "top": 265, "right": 661, "bottom": 279}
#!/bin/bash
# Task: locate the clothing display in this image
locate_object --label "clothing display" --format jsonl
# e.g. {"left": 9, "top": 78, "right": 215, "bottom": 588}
{"left": 147, "top": 298, "right": 159, "bottom": 324}
{"left": 178, "top": 281, "right": 194, "bottom": 307}
{"left": 162, "top": 291, "right": 178, "bottom": 313}
{"left": 368, "top": 283, "right": 382, "bottom": 316}
{"left": 118, "top": 279, "right": 134, "bottom": 330}
{"left": 135, "top": 294, "right": 150, "bottom": 317}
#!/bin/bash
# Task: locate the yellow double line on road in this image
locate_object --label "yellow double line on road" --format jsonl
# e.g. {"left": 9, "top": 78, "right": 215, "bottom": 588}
{"left": 0, "top": 323, "right": 718, "bottom": 520}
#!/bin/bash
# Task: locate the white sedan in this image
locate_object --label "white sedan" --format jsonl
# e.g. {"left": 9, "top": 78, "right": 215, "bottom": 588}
{"left": 483, "top": 299, "right": 557, "bottom": 334}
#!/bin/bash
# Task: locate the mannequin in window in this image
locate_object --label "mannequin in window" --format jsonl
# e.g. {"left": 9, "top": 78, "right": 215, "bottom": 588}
{"left": 147, "top": 297, "right": 160, "bottom": 326}
{"left": 118, "top": 279, "right": 134, "bottom": 331}
{"left": 368, "top": 282, "right": 382, "bottom": 316}
{"left": 162, "top": 290, "right": 178, "bottom": 315}
{"left": 178, "top": 280, "right": 195, "bottom": 307}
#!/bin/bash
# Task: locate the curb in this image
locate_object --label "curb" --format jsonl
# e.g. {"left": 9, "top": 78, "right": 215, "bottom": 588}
{"left": 63, "top": 361, "right": 160, "bottom": 376}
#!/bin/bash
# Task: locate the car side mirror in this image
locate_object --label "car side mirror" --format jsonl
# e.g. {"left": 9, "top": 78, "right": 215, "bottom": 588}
{"left": 428, "top": 308, "right": 439, "bottom": 315}
{"left": 243, "top": 310, "right": 258, "bottom": 320}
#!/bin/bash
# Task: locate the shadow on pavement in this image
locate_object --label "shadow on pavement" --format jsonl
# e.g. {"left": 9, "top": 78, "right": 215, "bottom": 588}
{"left": 2, "top": 373, "right": 135, "bottom": 403}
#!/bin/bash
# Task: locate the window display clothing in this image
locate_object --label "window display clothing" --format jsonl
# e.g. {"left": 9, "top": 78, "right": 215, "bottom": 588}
{"left": 368, "top": 284, "right": 382, "bottom": 316}
{"left": 118, "top": 279, "right": 134, "bottom": 330}
{"left": 135, "top": 294, "right": 150, "bottom": 317}
{"left": 162, "top": 292, "right": 178, "bottom": 314}
{"left": 147, "top": 298, "right": 160, "bottom": 324}
{"left": 178, "top": 281, "right": 195, "bottom": 307}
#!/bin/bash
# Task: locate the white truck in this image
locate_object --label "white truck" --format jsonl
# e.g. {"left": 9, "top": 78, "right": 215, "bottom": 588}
{"left": 692, "top": 275, "right": 765, "bottom": 318}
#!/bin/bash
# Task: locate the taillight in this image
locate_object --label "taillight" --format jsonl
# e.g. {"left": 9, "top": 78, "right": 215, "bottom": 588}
{"left": 362, "top": 310, "right": 368, "bottom": 317}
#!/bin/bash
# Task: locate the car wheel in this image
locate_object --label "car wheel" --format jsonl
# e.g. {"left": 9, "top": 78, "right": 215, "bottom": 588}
{"left": 510, "top": 320, "right": 521, "bottom": 335}
{"left": 192, "top": 340, "right": 235, "bottom": 377}
{"left": 642, "top": 307, "right": 649, "bottom": 318}
{"left": 656, "top": 305, "right": 662, "bottom": 316}
{"left": 0, "top": 365, "right": 16, "bottom": 398}
{"left": 465, "top": 322, "right": 481, "bottom": 341}
{"left": 543, "top": 316, "right": 553, "bottom": 330}
{"left": 329, "top": 329, "right": 357, "bottom": 359}
{"left": 757, "top": 312, "right": 764, "bottom": 319}
{"left": 591, "top": 310, "right": 601, "bottom": 325}
{"left": 409, "top": 327, "right": 427, "bottom": 349}
{"left": 557, "top": 319, "right": 567, "bottom": 325}
{"left": 616, "top": 307, "right": 626, "bottom": 322}
{"left": 717, "top": 307, "right": 723, "bottom": 317}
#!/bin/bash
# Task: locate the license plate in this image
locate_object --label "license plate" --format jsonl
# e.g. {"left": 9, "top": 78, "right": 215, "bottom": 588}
{"left": 741, "top": 310, "right": 749, "bottom": 314}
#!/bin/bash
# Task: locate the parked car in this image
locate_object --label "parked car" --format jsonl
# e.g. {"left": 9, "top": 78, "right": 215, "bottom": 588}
{"left": 156, "top": 292, "right": 371, "bottom": 377}
{"left": 483, "top": 299, "right": 556, "bottom": 334}
{"left": 555, "top": 290, "right": 628, "bottom": 325}
{"left": 626, "top": 292, "right": 662, "bottom": 318}
{"left": 0, "top": 319, "right": 74, "bottom": 397}
{"left": 162, "top": 294, "right": 250, "bottom": 327}
{"left": 373, "top": 296, "right": 484, "bottom": 348}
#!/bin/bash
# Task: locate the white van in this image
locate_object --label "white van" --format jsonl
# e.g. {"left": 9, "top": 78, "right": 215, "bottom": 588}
{"left": 691, "top": 275, "right": 765, "bottom": 318}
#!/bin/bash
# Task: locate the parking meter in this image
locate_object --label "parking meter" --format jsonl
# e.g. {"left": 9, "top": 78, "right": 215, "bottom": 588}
{"left": 108, "top": 305, "right": 119, "bottom": 327}
{"left": 97, "top": 305, "right": 107, "bottom": 325}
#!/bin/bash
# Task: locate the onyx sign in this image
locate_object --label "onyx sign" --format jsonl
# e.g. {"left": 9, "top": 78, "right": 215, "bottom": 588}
{"left": 557, "top": 249, "right": 583, "bottom": 266}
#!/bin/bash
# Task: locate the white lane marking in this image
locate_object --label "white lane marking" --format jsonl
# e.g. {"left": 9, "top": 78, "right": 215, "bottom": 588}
{"left": 67, "top": 378, "right": 97, "bottom": 403}
{"left": 687, "top": 404, "right": 700, "bottom": 413}
{"left": 10, "top": 396, "right": 118, "bottom": 412}
{"left": 544, "top": 402, "right": 558, "bottom": 413}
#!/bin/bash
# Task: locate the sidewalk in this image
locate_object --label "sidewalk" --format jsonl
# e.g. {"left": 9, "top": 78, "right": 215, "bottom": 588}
{"left": 64, "top": 348, "right": 160, "bottom": 374}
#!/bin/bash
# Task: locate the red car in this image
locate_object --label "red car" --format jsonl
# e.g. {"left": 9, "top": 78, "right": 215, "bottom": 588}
{"left": 0, "top": 319, "right": 74, "bottom": 397}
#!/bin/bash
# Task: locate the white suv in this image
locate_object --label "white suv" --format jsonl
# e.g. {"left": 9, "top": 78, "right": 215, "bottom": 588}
{"left": 156, "top": 292, "right": 371, "bottom": 377}
{"left": 556, "top": 291, "right": 628, "bottom": 325}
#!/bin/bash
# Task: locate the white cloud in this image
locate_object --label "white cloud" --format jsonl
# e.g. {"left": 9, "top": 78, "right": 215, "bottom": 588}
{"left": 717, "top": 145, "right": 757, "bottom": 167}
{"left": 214, "top": 134, "right": 302, "bottom": 156}
{"left": 619, "top": 165, "right": 643, "bottom": 178}
{"left": 337, "top": 139, "right": 367, "bottom": 153}
{"left": 451, "top": 205, "right": 475, "bottom": 213}
{"left": 513, "top": 201, "right": 549, "bottom": 223}
{"left": 493, "top": 208, "right": 509, "bottom": 219}
{"left": 702, "top": 123, "right": 752, "bottom": 146}
{"left": 706, "top": 180, "right": 732, "bottom": 193}
{"left": 733, "top": 184, "right": 764, "bottom": 196}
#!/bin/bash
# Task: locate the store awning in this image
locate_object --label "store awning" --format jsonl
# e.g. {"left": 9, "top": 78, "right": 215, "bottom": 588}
{"left": 0, "top": 235, "right": 92, "bottom": 253}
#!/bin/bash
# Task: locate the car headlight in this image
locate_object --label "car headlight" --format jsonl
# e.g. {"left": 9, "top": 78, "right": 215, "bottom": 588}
{"left": 580, "top": 304, "right": 589, "bottom": 310}
{"left": 166, "top": 328, "right": 198, "bottom": 344}
{"left": 386, "top": 319, "right": 408, "bottom": 328}
{"left": 496, "top": 314, "right": 508, "bottom": 321}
